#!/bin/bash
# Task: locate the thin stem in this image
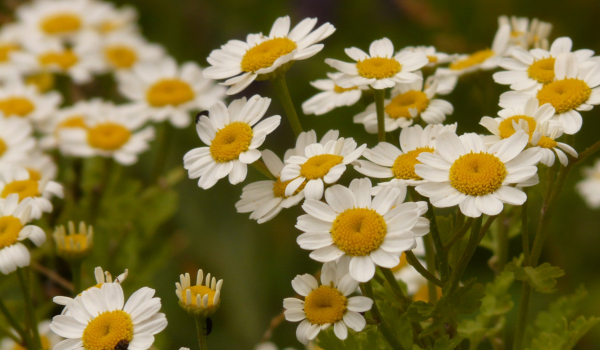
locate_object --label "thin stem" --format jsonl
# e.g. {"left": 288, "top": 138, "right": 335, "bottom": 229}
{"left": 360, "top": 281, "right": 405, "bottom": 350}
{"left": 448, "top": 216, "right": 483, "bottom": 293}
{"left": 70, "top": 261, "right": 83, "bottom": 294}
{"left": 513, "top": 283, "right": 532, "bottom": 350}
{"left": 32, "top": 262, "right": 74, "bottom": 292}
{"left": 477, "top": 215, "right": 498, "bottom": 242}
{"left": 423, "top": 198, "right": 451, "bottom": 282}
{"left": 194, "top": 316, "right": 209, "bottom": 350}
{"left": 0, "top": 298, "right": 26, "bottom": 343}
{"left": 271, "top": 74, "right": 303, "bottom": 137}
{"left": 371, "top": 87, "right": 386, "bottom": 142}
{"left": 521, "top": 189, "right": 530, "bottom": 262}
{"left": 443, "top": 218, "right": 474, "bottom": 250}
{"left": 380, "top": 268, "right": 412, "bottom": 305}
{"left": 17, "top": 269, "right": 41, "bottom": 350}
{"left": 423, "top": 235, "right": 438, "bottom": 303}
{"left": 151, "top": 121, "right": 173, "bottom": 183}
{"left": 575, "top": 138, "right": 600, "bottom": 164}
{"left": 90, "top": 158, "right": 113, "bottom": 224}
{"left": 495, "top": 211, "right": 509, "bottom": 273}
{"left": 405, "top": 251, "right": 444, "bottom": 287}
{"left": 251, "top": 161, "right": 276, "bottom": 180}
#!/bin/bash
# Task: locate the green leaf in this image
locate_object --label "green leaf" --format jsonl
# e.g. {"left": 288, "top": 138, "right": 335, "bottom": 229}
{"left": 480, "top": 269, "right": 515, "bottom": 316}
{"left": 512, "top": 263, "right": 565, "bottom": 294}
{"left": 316, "top": 325, "right": 388, "bottom": 350}
{"left": 436, "top": 215, "right": 454, "bottom": 244}
{"left": 533, "top": 285, "right": 587, "bottom": 332}
{"left": 378, "top": 301, "right": 413, "bottom": 350}
{"left": 432, "top": 335, "right": 464, "bottom": 350}
{"left": 526, "top": 316, "right": 600, "bottom": 350}
{"left": 406, "top": 301, "right": 435, "bottom": 322}
{"left": 437, "top": 278, "right": 485, "bottom": 317}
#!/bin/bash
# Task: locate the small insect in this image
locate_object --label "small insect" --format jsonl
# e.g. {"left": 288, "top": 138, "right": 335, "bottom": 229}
{"left": 114, "top": 339, "right": 129, "bottom": 350}
{"left": 206, "top": 317, "right": 213, "bottom": 336}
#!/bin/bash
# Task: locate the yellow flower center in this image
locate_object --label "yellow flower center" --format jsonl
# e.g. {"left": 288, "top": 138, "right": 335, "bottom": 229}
{"left": 13, "top": 336, "right": 50, "bottom": 350}
{"left": 146, "top": 79, "right": 194, "bottom": 107}
{"left": 105, "top": 45, "right": 138, "bottom": 69}
{"left": 392, "top": 147, "right": 434, "bottom": 180}
{"left": 511, "top": 30, "right": 524, "bottom": 38}
{"left": 39, "top": 50, "right": 79, "bottom": 70}
{"left": 304, "top": 285, "right": 348, "bottom": 325}
{"left": 0, "top": 97, "right": 35, "bottom": 117}
{"left": 240, "top": 37, "right": 297, "bottom": 73}
{"left": 61, "top": 233, "right": 89, "bottom": 251}
{"left": 57, "top": 116, "right": 87, "bottom": 133}
{"left": 333, "top": 85, "right": 358, "bottom": 93}
{"left": 390, "top": 252, "right": 408, "bottom": 273}
{"left": 82, "top": 310, "right": 133, "bottom": 350}
{"left": 300, "top": 154, "right": 344, "bottom": 180}
{"left": 40, "top": 13, "right": 82, "bottom": 34}
{"left": 356, "top": 57, "right": 401, "bottom": 79}
{"left": 1, "top": 180, "right": 40, "bottom": 201}
{"left": 427, "top": 55, "right": 438, "bottom": 64}
{"left": 537, "top": 136, "right": 557, "bottom": 149}
{"left": 527, "top": 57, "right": 555, "bottom": 84}
{"left": 99, "top": 21, "right": 119, "bottom": 34}
{"left": 0, "top": 216, "right": 22, "bottom": 249}
{"left": 450, "top": 49, "right": 494, "bottom": 70}
{"left": 182, "top": 285, "right": 216, "bottom": 309}
{"left": 0, "top": 138, "right": 6, "bottom": 157}
{"left": 26, "top": 169, "right": 42, "bottom": 181}
{"left": 498, "top": 115, "right": 536, "bottom": 140}
{"left": 0, "top": 43, "right": 19, "bottom": 62}
{"left": 26, "top": 72, "right": 55, "bottom": 93}
{"left": 87, "top": 123, "right": 131, "bottom": 151}
{"left": 331, "top": 208, "right": 387, "bottom": 256}
{"left": 385, "top": 91, "right": 430, "bottom": 119}
{"left": 449, "top": 152, "right": 507, "bottom": 196}
{"left": 272, "top": 176, "right": 306, "bottom": 198}
{"left": 536, "top": 78, "right": 591, "bottom": 114}
{"left": 209, "top": 122, "right": 253, "bottom": 163}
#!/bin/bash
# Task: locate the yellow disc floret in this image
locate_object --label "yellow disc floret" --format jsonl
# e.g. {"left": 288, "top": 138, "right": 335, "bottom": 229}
{"left": 105, "top": 46, "right": 138, "bottom": 69}
{"left": 26, "top": 72, "right": 55, "bottom": 93}
{"left": 272, "top": 177, "right": 305, "bottom": 198}
{"left": 0, "top": 97, "right": 35, "bottom": 117}
{"left": 392, "top": 147, "right": 434, "bottom": 180}
{"left": 209, "top": 122, "right": 253, "bottom": 163}
{"left": 0, "top": 43, "right": 19, "bottom": 62}
{"left": 333, "top": 85, "right": 358, "bottom": 93}
{"left": 39, "top": 50, "right": 79, "bottom": 70}
{"left": 331, "top": 208, "right": 387, "bottom": 256}
{"left": 87, "top": 123, "right": 131, "bottom": 151}
{"left": 82, "top": 310, "right": 133, "bottom": 350}
{"left": 537, "top": 78, "right": 591, "bottom": 114}
{"left": 300, "top": 154, "right": 344, "bottom": 180}
{"left": 385, "top": 91, "right": 430, "bottom": 119}
{"left": 0, "top": 216, "right": 22, "bottom": 249}
{"left": 241, "top": 38, "right": 297, "bottom": 73}
{"left": 527, "top": 57, "right": 555, "bottom": 84}
{"left": 182, "top": 285, "right": 216, "bottom": 309}
{"left": 40, "top": 13, "right": 82, "bottom": 35}
{"left": 57, "top": 116, "right": 87, "bottom": 133}
{"left": 304, "top": 285, "right": 348, "bottom": 325}
{"left": 0, "top": 138, "right": 6, "bottom": 157}
{"left": 450, "top": 49, "right": 494, "bottom": 70}
{"left": 498, "top": 115, "right": 536, "bottom": 140}
{"left": 449, "top": 152, "right": 507, "bottom": 196}
{"left": 1, "top": 180, "right": 40, "bottom": 201}
{"left": 146, "top": 79, "right": 194, "bottom": 107}
{"left": 537, "top": 136, "right": 557, "bottom": 149}
{"left": 427, "top": 55, "right": 438, "bottom": 64}
{"left": 26, "top": 169, "right": 42, "bottom": 181}
{"left": 356, "top": 57, "right": 401, "bottom": 79}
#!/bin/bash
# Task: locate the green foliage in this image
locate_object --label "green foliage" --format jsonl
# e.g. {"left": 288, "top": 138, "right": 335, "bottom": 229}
{"left": 508, "top": 262, "right": 565, "bottom": 294}
{"left": 431, "top": 335, "right": 464, "bottom": 350}
{"left": 317, "top": 325, "right": 389, "bottom": 350}
{"left": 379, "top": 301, "right": 414, "bottom": 350}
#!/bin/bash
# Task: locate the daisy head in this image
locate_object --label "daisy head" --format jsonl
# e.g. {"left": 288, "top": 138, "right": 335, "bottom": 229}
{"left": 353, "top": 77, "right": 453, "bottom": 133}
{"left": 0, "top": 24, "right": 25, "bottom": 82}
{"left": 0, "top": 116, "right": 35, "bottom": 165}
{"left": 176, "top": 269, "right": 223, "bottom": 317}
{"left": 50, "top": 283, "right": 167, "bottom": 350}
{"left": 16, "top": 0, "right": 96, "bottom": 41}
{"left": 90, "top": 2, "right": 139, "bottom": 35}
{"left": 203, "top": 16, "right": 335, "bottom": 95}
{"left": 527, "top": 18, "right": 553, "bottom": 49}
{"left": 7, "top": 151, "right": 58, "bottom": 186}
{"left": 284, "top": 262, "right": 372, "bottom": 344}
{"left": 39, "top": 99, "right": 105, "bottom": 149}
{"left": 0, "top": 79, "right": 61, "bottom": 124}
{"left": 576, "top": 158, "right": 600, "bottom": 209}
{"left": 302, "top": 72, "right": 364, "bottom": 116}
{"left": 530, "top": 122, "right": 578, "bottom": 167}
{"left": 414, "top": 131, "right": 541, "bottom": 218}
{"left": 184, "top": 95, "right": 281, "bottom": 189}
{"left": 296, "top": 178, "right": 429, "bottom": 282}
{"left": 117, "top": 57, "right": 226, "bottom": 128}
{"left": 398, "top": 46, "right": 456, "bottom": 67}
{"left": 325, "top": 37, "right": 428, "bottom": 90}
{"left": 53, "top": 221, "right": 94, "bottom": 261}
{"left": 355, "top": 123, "right": 458, "bottom": 186}
{"left": 0, "top": 320, "right": 60, "bottom": 350}
{"left": 280, "top": 135, "right": 366, "bottom": 201}
{"left": 101, "top": 32, "right": 165, "bottom": 73}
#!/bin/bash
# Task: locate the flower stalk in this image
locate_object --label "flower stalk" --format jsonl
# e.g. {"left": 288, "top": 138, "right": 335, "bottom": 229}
{"left": 194, "top": 316, "right": 210, "bottom": 350}
{"left": 360, "top": 281, "right": 405, "bottom": 350}
{"left": 371, "top": 87, "right": 386, "bottom": 142}
{"left": 271, "top": 74, "right": 303, "bottom": 137}
{"left": 17, "top": 268, "right": 42, "bottom": 350}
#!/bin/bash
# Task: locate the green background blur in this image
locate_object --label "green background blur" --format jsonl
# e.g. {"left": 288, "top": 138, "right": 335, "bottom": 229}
{"left": 33, "top": 0, "right": 600, "bottom": 349}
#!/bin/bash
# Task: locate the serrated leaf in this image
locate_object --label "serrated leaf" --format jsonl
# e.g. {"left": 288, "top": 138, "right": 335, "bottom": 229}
{"left": 480, "top": 269, "right": 515, "bottom": 316}
{"left": 513, "top": 263, "right": 565, "bottom": 294}
{"left": 378, "top": 302, "right": 413, "bottom": 350}
{"left": 526, "top": 316, "right": 600, "bottom": 350}
{"left": 432, "top": 335, "right": 464, "bottom": 350}
{"left": 406, "top": 301, "right": 435, "bottom": 322}
{"left": 534, "top": 285, "right": 587, "bottom": 332}
{"left": 316, "top": 325, "right": 388, "bottom": 350}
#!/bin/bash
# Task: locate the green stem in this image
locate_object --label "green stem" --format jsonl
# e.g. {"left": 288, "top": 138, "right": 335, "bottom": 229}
{"left": 194, "top": 316, "right": 209, "bottom": 350}
{"left": 513, "top": 283, "right": 532, "bottom": 350}
{"left": 448, "top": 216, "right": 483, "bottom": 293}
{"left": 380, "top": 268, "right": 412, "bottom": 305}
{"left": 405, "top": 251, "right": 444, "bottom": 287}
{"left": 17, "top": 269, "right": 41, "bottom": 350}
{"left": 575, "top": 138, "right": 600, "bottom": 164}
{"left": 477, "top": 215, "right": 498, "bottom": 242}
{"left": 271, "top": 74, "right": 303, "bottom": 137}
{"left": 371, "top": 87, "right": 386, "bottom": 142}
{"left": 70, "top": 261, "right": 83, "bottom": 294}
{"left": 443, "top": 218, "right": 474, "bottom": 250}
{"left": 152, "top": 121, "right": 173, "bottom": 183}
{"left": 521, "top": 189, "right": 530, "bottom": 262}
{"left": 495, "top": 211, "right": 509, "bottom": 273}
{"left": 360, "top": 281, "right": 405, "bottom": 350}
{"left": 251, "top": 161, "right": 276, "bottom": 180}
{"left": 423, "top": 235, "right": 439, "bottom": 303}
{"left": 423, "top": 198, "right": 450, "bottom": 282}
{"left": 0, "top": 298, "right": 26, "bottom": 343}
{"left": 90, "top": 158, "right": 113, "bottom": 224}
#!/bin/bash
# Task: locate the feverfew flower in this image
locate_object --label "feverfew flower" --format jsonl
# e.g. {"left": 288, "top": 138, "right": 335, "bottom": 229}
{"left": 100, "top": 32, "right": 165, "bottom": 73}
{"left": 39, "top": 99, "right": 105, "bottom": 149}
{"left": 302, "top": 73, "right": 364, "bottom": 116}
{"left": 326, "top": 38, "right": 428, "bottom": 90}
{"left": 176, "top": 269, "right": 223, "bottom": 317}
{"left": 0, "top": 117, "right": 36, "bottom": 165}
{"left": 296, "top": 178, "right": 429, "bottom": 282}
{"left": 117, "top": 58, "right": 225, "bottom": 127}
{"left": 184, "top": 96, "right": 281, "bottom": 189}
{"left": 398, "top": 46, "right": 455, "bottom": 67}
{"left": 0, "top": 24, "right": 24, "bottom": 83}
{"left": 414, "top": 131, "right": 541, "bottom": 217}
{"left": 284, "top": 263, "right": 372, "bottom": 344}
{"left": 577, "top": 159, "right": 600, "bottom": 208}
{"left": 203, "top": 16, "right": 335, "bottom": 95}
{"left": 530, "top": 122, "right": 578, "bottom": 166}
{"left": 0, "top": 79, "right": 61, "bottom": 124}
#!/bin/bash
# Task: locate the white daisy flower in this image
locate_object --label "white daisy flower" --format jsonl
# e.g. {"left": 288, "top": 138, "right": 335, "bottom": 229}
{"left": 355, "top": 123, "right": 458, "bottom": 186}
{"left": 499, "top": 53, "right": 600, "bottom": 134}
{"left": 527, "top": 18, "right": 553, "bottom": 50}
{"left": 117, "top": 57, "right": 225, "bottom": 128}
{"left": 284, "top": 263, "right": 373, "bottom": 344}
{"left": 302, "top": 73, "right": 364, "bottom": 116}
{"left": 296, "top": 178, "right": 429, "bottom": 282}
{"left": 576, "top": 158, "right": 600, "bottom": 208}
{"left": 90, "top": 2, "right": 139, "bottom": 35}
{"left": 280, "top": 136, "right": 366, "bottom": 201}
{"left": 50, "top": 283, "right": 168, "bottom": 350}
{"left": 493, "top": 37, "right": 595, "bottom": 92}
{"left": 39, "top": 99, "right": 105, "bottom": 149}
{"left": 0, "top": 165, "right": 63, "bottom": 219}
{"left": 498, "top": 15, "right": 531, "bottom": 49}
{"left": 53, "top": 221, "right": 94, "bottom": 261}
{"left": 398, "top": 46, "right": 456, "bottom": 67}
{"left": 353, "top": 76, "right": 453, "bottom": 133}
{"left": 0, "top": 117, "right": 36, "bottom": 165}
{"left": 0, "top": 194, "right": 44, "bottom": 274}
{"left": 325, "top": 37, "right": 428, "bottom": 90}
{"left": 414, "top": 131, "right": 541, "bottom": 218}
{"left": 176, "top": 269, "right": 223, "bottom": 317}
{"left": 203, "top": 16, "right": 335, "bottom": 95}
{"left": 5, "top": 150, "right": 58, "bottom": 186}
{"left": 0, "top": 79, "right": 61, "bottom": 124}
{"left": 100, "top": 32, "right": 165, "bottom": 73}
{"left": 529, "top": 122, "right": 578, "bottom": 166}
{"left": 59, "top": 104, "right": 155, "bottom": 165}
{"left": 184, "top": 95, "right": 281, "bottom": 189}
{"left": 0, "top": 320, "right": 61, "bottom": 350}
{"left": 0, "top": 23, "right": 25, "bottom": 83}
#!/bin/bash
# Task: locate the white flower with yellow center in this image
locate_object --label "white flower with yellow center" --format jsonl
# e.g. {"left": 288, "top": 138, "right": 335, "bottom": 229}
{"left": 0, "top": 165, "right": 63, "bottom": 219}
{"left": 184, "top": 95, "right": 281, "bottom": 189}
{"left": 493, "top": 37, "right": 595, "bottom": 92}
{"left": 296, "top": 178, "right": 429, "bottom": 282}
{"left": 0, "top": 24, "right": 24, "bottom": 83}
{"left": 302, "top": 73, "right": 365, "bottom": 116}
{"left": 176, "top": 269, "right": 223, "bottom": 317}
{"left": 100, "top": 32, "right": 165, "bottom": 73}
{"left": 500, "top": 53, "right": 600, "bottom": 135}
{"left": 284, "top": 264, "right": 372, "bottom": 344}
{"left": 280, "top": 136, "right": 366, "bottom": 201}
{"left": 0, "top": 194, "right": 44, "bottom": 275}
{"left": 90, "top": 2, "right": 139, "bottom": 35}
{"left": 117, "top": 57, "right": 225, "bottom": 128}
{"left": 353, "top": 77, "right": 453, "bottom": 133}
{"left": 498, "top": 15, "right": 531, "bottom": 49}
{"left": 0, "top": 117, "right": 36, "bottom": 165}
{"left": 355, "top": 124, "right": 458, "bottom": 186}
{"left": 576, "top": 159, "right": 600, "bottom": 209}
{"left": 39, "top": 99, "right": 104, "bottom": 149}
{"left": 50, "top": 283, "right": 167, "bottom": 350}
{"left": 53, "top": 221, "right": 94, "bottom": 261}
{"left": 325, "top": 38, "right": 428, "bottom": 90}
{"left": 414, "top": 131, "right": 541, "bottom": 218}
{"left": 5, "top": 151, "right": 58, "bottom": 188}
{"left": 16, "top": 0, "right": 96, "bottom": 41}
{"left": 0, "top": 79, "right": 61, "bottom": 124}
{"left": 529, "top": 122, "right": 578, "bottom": 166}
{"left": 58, "top": 104, "right": 155, "bottom": 165}
{"left": 0, "top": 320, "right": 61, "bottom": 350}
{"left": 527, "top": 18, "right": 553, "bottom": 50}
{"left": 203, "top": 16, "right": 335, "bottom": 95}
{"left": 398, "top": 46, "right": 455, "bottom": 67}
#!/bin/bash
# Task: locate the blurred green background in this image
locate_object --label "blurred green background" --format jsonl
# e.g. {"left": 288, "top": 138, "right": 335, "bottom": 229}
{"left": 11, "top": 0, "right": 600, "bottom": 349}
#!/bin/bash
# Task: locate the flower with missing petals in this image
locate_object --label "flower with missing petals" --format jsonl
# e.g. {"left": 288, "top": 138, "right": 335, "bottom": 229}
{"left": 176, "top": 269, "right": 223, "bottom": 317}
